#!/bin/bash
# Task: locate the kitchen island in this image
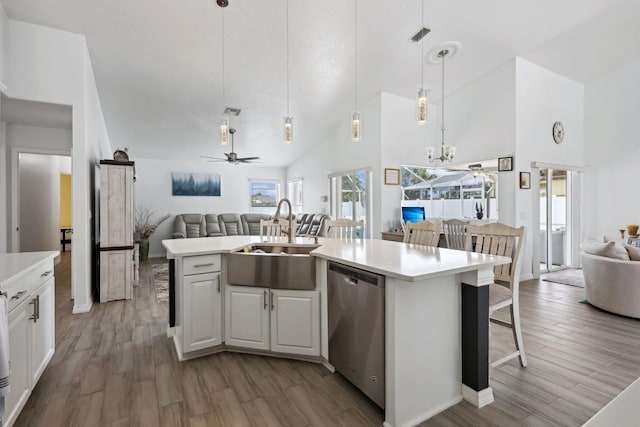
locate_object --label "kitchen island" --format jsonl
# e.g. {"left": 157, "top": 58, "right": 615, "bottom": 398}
{"left": 162, "top": 236, "right": 509, "bottom": 427}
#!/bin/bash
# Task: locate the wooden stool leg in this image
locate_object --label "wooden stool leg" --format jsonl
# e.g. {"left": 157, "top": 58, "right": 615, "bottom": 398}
{"left": 510, "top": 301, "right": 527, "bottom": 367}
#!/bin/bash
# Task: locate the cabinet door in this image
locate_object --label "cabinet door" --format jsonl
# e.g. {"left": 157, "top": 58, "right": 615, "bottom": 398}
{"left": 31, "top": 278, "right": 55, "bottom": 385}
{"left": 100, "top": 250, "right": 133, "bottom": 302}
{"left": 100, "top": 164, "right": 133, "bottom": 247}
{"left": 3, "top": 304, "right": 32, "bottom": 427}
{"left": 225, "top": 285, "right": 269, "bottom": 350}
{"left": 183, "top": 272, "right": 222, "bottom": 352}
{"left": 270, "top": 290, "right": 320, "bottom": 356}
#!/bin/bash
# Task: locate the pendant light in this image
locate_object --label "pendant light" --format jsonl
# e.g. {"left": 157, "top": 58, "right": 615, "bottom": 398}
{"left": 416, "top": 0, "right": 428, "bottom": 125}
{"left": 283, "top": 0, "right": 293, "bottom": 144}
{"left": 426, "top": 42, "right": 461, "bottom": 162}
{"left": 219, "top": 9, "right": 229, "bottom": 145}
{"left": 351, "top": 0, "right": 361, "bottom": 142}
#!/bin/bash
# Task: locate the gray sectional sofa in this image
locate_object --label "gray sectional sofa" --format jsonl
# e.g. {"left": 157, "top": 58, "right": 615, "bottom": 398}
{"left": 172, "top": 212, "right": 329, "bottom": 238}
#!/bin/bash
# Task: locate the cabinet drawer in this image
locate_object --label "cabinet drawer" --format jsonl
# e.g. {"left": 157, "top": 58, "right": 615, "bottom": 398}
{"left": 183, "top": 255, "right": 221, "bottom": 275}
{"left": 2, "top": 276, "right": 32, "bottom": 313}
{"left": 34, "top": 260, "right": 55, "bottom": 289}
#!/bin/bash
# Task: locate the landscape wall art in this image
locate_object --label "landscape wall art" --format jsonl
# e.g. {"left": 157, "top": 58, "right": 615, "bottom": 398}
{"left": 172, "top": 172, "right": 221, "bottom": 196}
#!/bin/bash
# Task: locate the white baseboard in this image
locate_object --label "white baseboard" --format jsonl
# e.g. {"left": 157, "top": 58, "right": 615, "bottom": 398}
{"left": 382, "top": 395, "right": 464, "bottom": 427}
{"left": 72, "top": 301, "right": 93, "bottom": 314}
{"left": 462, "top": 384, "right": 494, "bottom": 408}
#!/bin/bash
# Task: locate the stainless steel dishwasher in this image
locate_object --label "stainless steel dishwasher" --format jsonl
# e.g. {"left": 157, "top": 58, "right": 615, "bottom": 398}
{"left": 328, "top": 261, "right": 385, "bottom": 408}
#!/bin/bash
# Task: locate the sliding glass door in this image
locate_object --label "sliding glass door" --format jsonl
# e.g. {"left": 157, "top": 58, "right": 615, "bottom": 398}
{"left": 329, "top": 169, "right": 371, "bottom": 238}
{"left": 539, "top": 168, "right": 572, "bottom": 272}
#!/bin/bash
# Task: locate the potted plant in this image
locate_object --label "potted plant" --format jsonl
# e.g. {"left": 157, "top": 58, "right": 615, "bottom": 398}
{"left": 475, "top": 202, "right": 484, "bottom": 220}
{"left": 135, "top": 207, "right": 171, "bottom": 261}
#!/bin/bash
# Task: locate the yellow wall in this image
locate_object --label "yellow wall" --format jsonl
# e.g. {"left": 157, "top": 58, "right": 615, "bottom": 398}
{"left": 60, "top": 174, "right": 72, "bottom": 227}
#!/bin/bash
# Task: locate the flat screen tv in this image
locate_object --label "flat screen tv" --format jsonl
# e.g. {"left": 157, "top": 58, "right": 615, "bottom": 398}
{"left": 401, "top": 206, "right": 425, "bottom": 224}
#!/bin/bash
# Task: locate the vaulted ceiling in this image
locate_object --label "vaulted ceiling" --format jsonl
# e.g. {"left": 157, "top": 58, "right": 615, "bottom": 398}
{"left": 3, "top": 0, "right": 639, "bottom": 166}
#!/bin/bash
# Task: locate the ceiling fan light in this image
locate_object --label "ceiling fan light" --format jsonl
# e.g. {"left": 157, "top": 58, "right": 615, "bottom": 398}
{"left": 351, "top": 112, "right": 361, "bottom": 142}
{"left": 220, "top": 118, "right": 229, "bottom": 146}
{"left": 417, "top": 88, "right": 428, "bottom": 125}
{"left": 284, "top": 117, "right": 293, "bottom": 145}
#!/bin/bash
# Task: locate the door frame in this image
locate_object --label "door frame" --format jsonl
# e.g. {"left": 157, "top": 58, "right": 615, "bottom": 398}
{"left": 11, "top": 146, "right": 72, "bottom": 252}
{"left": 531, "top": 161, "right": 582, "bottom": 279}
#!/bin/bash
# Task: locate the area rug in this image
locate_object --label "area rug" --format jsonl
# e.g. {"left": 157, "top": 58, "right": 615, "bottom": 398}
{"left": 152, "top": 263, "right": 169, "bottom": 303}
{"left": 541, "top": 268, "right": 585, "bottom": 288}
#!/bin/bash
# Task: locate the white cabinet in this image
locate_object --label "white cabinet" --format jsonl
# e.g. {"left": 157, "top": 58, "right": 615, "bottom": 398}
{"left": 225, "top": 286, "right": 270, "bottom": 350}
{"left": 31, "top": 278, "right": 55, "bottom": 384}
{"left": 270, "top": 289, "right": 320, "bottom": 356}
{"left": 183, "top": 272, "right": 222, "bottom": 352}
{"left": 4, "top": 303, "right": 31, "bottom": 427}
{"left": 225, "top": 285, "right": 320, "bottom": 356}
{"left": 1, "top": 256, "right": 56, "bottom": 427}
{"left": 177, "top": 254, "right": 223, "bottom": 357}
{"left": 100, "top": 250, "right": 133, "bottom": 302}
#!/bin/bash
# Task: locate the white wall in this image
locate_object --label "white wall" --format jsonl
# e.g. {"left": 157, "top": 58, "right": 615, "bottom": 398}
{"left": 287, "top": 94, "right": 383, "bottom": 237}
{"left": 135, "top": 158, "right": 286, "bottom": 257}
{"left": 515, "top": 58, "right": 584, "bottom": 278}
{"left": 0, "top": 119, "right": 6, "bottom": 253}
{"left": 441, "top": 60, "right": 517, "bottom": 227}
{"left": 6, "top": 123, "right": 73, "bottom": 151}
{"left": 6, "top": 20, "right": 111, "bottom": 313}
{"left": 18, "top": 154, "right": 69, "bottom": 252}
{"left": 0, "top": 4, "right": 8, "bottom": 88}
{"left": 584, "top": 58, "right": 640, "bottom": 239}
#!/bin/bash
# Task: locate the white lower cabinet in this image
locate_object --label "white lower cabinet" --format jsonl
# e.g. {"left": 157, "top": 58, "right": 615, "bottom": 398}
{"left": 270, "top": 289, "right": 320, "bottom": 356}
{"left": 183, "top": 272, "right": 222, "bottom": 352}
{"left": 225, "top": 286, "right": 270, "bottom": 350}
{"left": 31, "top": 278, "right": 55, "bottom": 384}
{"left": 5, "top": 303, "right": 31, "bottom": 427}
{"left": 2, "top": 259, "right": 56, "bottom": 427}
{"left": 225, "top": 285, "right": 320, "bottom": 356}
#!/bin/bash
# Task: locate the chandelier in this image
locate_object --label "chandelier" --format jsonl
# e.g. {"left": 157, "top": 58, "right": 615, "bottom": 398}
{"left": 426, "top": 42, "right": 461, "bottom": 163}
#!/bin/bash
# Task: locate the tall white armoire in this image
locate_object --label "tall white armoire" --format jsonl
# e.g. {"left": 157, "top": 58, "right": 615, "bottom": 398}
{"left": 99, "top": 160, "right": 135, "bottom": 302}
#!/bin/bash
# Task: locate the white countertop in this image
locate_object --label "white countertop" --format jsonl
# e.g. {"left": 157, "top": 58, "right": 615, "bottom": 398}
{"left": 162, "top": 237, "right": 509, "bottom": 282}
{"left": 0, "top": 251, "right": 59, "bottom": 286}
{"left": 311, "top": 238, "right": 509, "bottom": 281}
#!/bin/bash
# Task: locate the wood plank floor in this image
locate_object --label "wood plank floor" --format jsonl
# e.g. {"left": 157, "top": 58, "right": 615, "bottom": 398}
{"left": 14, "top": 254, "right": 640, "bottom": 426}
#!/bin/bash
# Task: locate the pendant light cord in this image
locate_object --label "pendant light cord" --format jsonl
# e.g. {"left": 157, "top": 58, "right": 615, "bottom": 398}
{"left": 354, "top": 0, "right": 358, "bottom": 111}
{"left": 221, "top": 9, "right": 225, "bottom": 112}
{"left": 286, "top": 0, "right": 290, "bottom": 116}
{"left": 420, "top": 0, "right": 424, "bottom": 89}
{"left": 441, "top": 52, "right": 446, "bottom": 145}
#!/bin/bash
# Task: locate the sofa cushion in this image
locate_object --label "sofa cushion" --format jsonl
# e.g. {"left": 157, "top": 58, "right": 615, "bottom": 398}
{"left": 219, "top": 213, "right": 243, "bottom": 236}
{"left": 241, "top": 213, "right": 272, "bottom": 235}
{"left": 625, "top": 244, "right": 640, "bottom": 261}
{"left": 205, "top": 214, "right": 225, "bottom": 237}
{"left": 583, "top": 241, "right": 631, "bottom": 261}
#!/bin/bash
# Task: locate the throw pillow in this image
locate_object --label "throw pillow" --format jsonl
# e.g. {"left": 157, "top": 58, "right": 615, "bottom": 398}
{"left": 583, "top": 241, "right": 631, "bottom": 261}
{"left": 603, "top": 235, "right": 626, "bottom": 246}
{"left": 625, "top": 244, "right": 640, "bottom": 261}
{"left": 581, "top": 236, "right": 601, "bottom": 251}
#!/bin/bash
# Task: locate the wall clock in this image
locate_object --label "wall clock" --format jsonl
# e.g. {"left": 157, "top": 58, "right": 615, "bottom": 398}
{"left": 552, "top": 121, "right": 564, "bottom": 144}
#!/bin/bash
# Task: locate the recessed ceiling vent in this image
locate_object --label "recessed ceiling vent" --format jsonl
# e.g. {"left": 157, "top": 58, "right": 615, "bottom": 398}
{"left": 410, "top": 27, "right": 431, "bottom": 43}
{"left": 224, "top": 107, "right": 241, "bottom": 116}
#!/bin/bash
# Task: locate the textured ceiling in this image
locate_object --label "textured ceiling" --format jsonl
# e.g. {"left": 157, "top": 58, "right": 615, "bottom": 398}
{"left": 2, "top": 0, "right": 638, "bottom": 166}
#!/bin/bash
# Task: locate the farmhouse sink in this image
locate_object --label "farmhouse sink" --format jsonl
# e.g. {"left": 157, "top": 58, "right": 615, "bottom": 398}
{"left": 226, "top": 244, "right": 320, "bottom": 290}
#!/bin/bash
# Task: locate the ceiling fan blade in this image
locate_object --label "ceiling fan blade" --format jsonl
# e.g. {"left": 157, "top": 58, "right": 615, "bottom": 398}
{"left": 200, "top": 155, "right": 224, "bottom": 160}
{"left": 206, "top": 159, "right": 228, "bottom": 162}
{"left": 236, "top": 156, "right": 260, "bottom": 161}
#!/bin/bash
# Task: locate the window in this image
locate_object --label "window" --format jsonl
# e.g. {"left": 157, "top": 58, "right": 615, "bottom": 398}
{"left": 400, "top": 163, "right": 499, "bottom": 219}
{"left": 329, "top": 169, "right": 372, "bottom": 238}
{"left": 250, "top": 180, "right": 280, "bottom": 214}
{"left": 287, "top": 178, "right": 303, "bottom": 214}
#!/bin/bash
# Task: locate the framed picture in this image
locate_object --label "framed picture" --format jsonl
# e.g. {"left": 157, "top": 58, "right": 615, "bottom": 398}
{"left": 172, "top": 172, "right": 221, "bottom": 196}
{"left": 498, "top": 156, "right": 513, "bottom": 172}
{"left": 628, "top": 237, "right": 640, "bottom": 248}
{"left": 384, "top": 168, "right": 400, "bottom": 185}
{"left": 519, "top": 172, "right": 531, "bottom": 189}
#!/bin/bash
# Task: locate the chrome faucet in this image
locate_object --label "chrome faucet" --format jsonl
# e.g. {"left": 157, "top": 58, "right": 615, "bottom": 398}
{"left": 274, "top": 198, "right": 294, "bottom": 243}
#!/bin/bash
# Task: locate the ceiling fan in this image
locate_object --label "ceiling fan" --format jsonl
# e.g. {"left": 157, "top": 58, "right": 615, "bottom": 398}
{"left": 201, "top": 128, "right": 261, "bottom": 165}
